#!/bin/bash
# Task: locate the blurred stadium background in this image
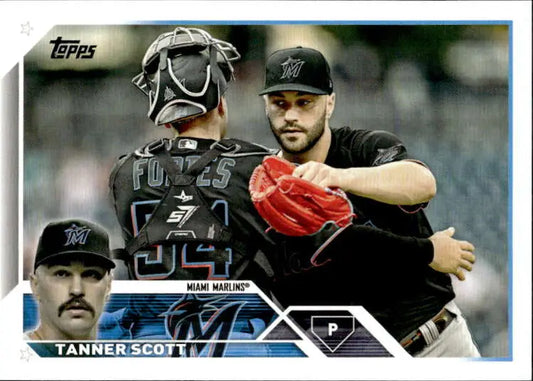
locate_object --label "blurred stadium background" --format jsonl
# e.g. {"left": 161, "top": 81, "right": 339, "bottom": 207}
{"left": 23, "top": 24, "right": 509, "bottom": 357}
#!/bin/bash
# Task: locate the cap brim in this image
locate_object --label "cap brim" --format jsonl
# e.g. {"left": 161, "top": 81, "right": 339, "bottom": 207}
{"left": 259, "top": 83, "right": 329, "bottom": 96}
{"left": 34, "top": 251, "right": 116, "bottom": 270}
{"left": 155, "top": 103, "right": 205, "bottom": 125}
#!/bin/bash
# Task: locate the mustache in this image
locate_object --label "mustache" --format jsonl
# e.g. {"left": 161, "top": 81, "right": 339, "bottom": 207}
{"left": 58, "top": 296, "right": 95, "bottom": 317}
{"left": 280, "top": 122, "right": 306, "bottom": 131}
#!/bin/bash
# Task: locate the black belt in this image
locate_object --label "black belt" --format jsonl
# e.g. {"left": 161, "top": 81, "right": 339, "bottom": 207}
{"left": 400, "top": 308, "right": 455, "bottom": 355}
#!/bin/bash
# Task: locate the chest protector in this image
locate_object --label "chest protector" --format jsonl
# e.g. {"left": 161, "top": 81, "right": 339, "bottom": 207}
{"left": 125, "top": 139, "right": 237, "bottom": 256}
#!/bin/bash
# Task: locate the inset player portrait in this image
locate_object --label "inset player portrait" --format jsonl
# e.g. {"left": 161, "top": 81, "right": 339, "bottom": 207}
{"left": 25, "top": 219, "right": 115, "bottom": 341}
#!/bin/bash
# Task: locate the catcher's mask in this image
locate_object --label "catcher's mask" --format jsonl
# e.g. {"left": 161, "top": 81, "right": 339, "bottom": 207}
{"left": 132, "top": 27, "right": 241, "bottom": 126}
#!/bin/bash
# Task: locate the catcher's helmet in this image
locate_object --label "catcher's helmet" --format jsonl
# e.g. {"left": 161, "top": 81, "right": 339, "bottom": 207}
{"left": 132, "top": 27, "right": 241, "bottom": 126}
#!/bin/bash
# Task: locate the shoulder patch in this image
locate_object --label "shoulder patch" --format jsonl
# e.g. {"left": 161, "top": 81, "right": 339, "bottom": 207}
{"left": 108, "top": 152, "right": 133, "bottom": 196}
{"left": 372, "top": 144, "right": 406, "bottom": 166}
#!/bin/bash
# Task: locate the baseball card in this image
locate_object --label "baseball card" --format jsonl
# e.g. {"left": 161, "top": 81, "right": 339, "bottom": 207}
{"left": 0, "top": 1, "right": 531, "bottom": 380}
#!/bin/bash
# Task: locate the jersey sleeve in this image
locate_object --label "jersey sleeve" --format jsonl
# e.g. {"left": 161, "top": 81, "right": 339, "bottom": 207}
{"left": 336, "top": 223, "right": 434, "bottom": 267}
{"left": 357, "top": 130, "right": 410, "bottom": 166}
{"left": 108, "top": 153, "right": 130, "bottom": 204}
{"left": 108, "top": 153, "right": 135, "bottom": 242}
{"left": 270, "top": 222, "right": 433, "bottom": 280}
{"left": 357, "top": 130, "right": 430, "bottom": 212}
{"left": 270, "top": 223, "right": 435, "bottom": 308}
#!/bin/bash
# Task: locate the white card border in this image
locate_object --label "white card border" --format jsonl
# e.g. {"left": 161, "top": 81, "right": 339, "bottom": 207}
{"left": 1, "top": 1, "right": 531, "bottom": 380}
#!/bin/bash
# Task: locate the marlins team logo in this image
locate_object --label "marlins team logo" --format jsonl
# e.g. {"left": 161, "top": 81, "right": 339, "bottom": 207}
{"left": 280, "top": 56, "right": 305, "bottom": 79}
{"left": 372, "top": 144, "right": 404, "bottom": 166}
{"left": 160, "top": 294, "right": 245, "bottom": 357}
{"left": 64, "top": 224, "right": 91, "bottom": 246}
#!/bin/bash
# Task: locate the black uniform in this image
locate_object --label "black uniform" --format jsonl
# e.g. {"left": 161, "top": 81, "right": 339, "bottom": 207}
{"left": 109, "top": 137, "right": 278, "bottom": 291}
{"left": 272, "top": 127, "right": 455, "bottom": 341}
{"left": 109, "top": 132, "right": 452, "bottom": 342}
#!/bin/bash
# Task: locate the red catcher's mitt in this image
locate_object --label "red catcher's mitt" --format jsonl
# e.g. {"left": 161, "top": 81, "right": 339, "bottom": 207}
{"left": 249, "top": 155, "right": 355, "bottom": 236}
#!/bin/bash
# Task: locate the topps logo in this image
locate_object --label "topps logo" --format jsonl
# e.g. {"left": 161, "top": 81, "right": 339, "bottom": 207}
{"left": 50, "top": 36, "right": 96, "bottom": 59}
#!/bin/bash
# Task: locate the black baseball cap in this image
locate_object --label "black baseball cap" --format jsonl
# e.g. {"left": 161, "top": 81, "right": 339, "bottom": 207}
{"left": 259, "top": 46, "right": 333, "bottom": 95}
{"left": 33, "top": 219, "right": 115, "bottom": 271}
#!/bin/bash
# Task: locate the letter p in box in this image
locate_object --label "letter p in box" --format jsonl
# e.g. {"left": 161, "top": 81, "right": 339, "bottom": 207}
{"left": 311, "top": 316, "right": 355, "bottom": 353}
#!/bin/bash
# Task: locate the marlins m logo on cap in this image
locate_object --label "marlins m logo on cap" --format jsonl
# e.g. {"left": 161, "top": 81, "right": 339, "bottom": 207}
{"left": 33, "top": 218, "right": 115, "bottom": 270}
{"left": 280, "top": 57, "right": 305, "bottom": 80}
{"left": 259, "top": 46, "right": 333, "bottom": 95}
{"left": 64, "top": 224, "right": 91, "bottom": 246}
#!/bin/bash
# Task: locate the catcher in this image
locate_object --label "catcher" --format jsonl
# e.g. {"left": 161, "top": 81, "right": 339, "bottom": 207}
{"left": 109, "top": 28, "right": 477, "bottom": 349}
{"left": 254, "top": 46, "right": 480, "bottom": 357}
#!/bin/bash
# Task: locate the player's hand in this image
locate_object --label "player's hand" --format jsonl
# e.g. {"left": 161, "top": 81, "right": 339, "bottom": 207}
{"left": 428, "top": 227, "right": 475, "bottom": 281}
{"left": 292, "top": 161, "right": 344, "bottom": 189}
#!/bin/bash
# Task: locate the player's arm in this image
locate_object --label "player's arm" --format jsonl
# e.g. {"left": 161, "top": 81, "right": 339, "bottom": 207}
{"left": 315, "top": 224, "right": 475, "bottom": 281}
{"left": 250, "top": 155, "right": 474, "bottom": 281}
{"left": 293, "top": 159, "right": 436, "bottom": 205}
{"left": 293, "top": 129, "right": 436, "bottom": 205}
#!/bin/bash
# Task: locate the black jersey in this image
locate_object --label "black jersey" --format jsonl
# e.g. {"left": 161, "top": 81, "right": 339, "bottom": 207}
{"left": 273, "top": 127, "right": 455, "bottom": 341}
{"left": 327, "top": 127, "right": 434, "bottom": 236}
{"left": 109, "top": 137, "right": 278, "bottom": 290}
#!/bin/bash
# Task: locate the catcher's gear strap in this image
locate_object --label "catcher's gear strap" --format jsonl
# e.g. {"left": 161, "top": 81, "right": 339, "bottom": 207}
{"left": 125, "top": 139, "right": 236, "bottom": 256}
